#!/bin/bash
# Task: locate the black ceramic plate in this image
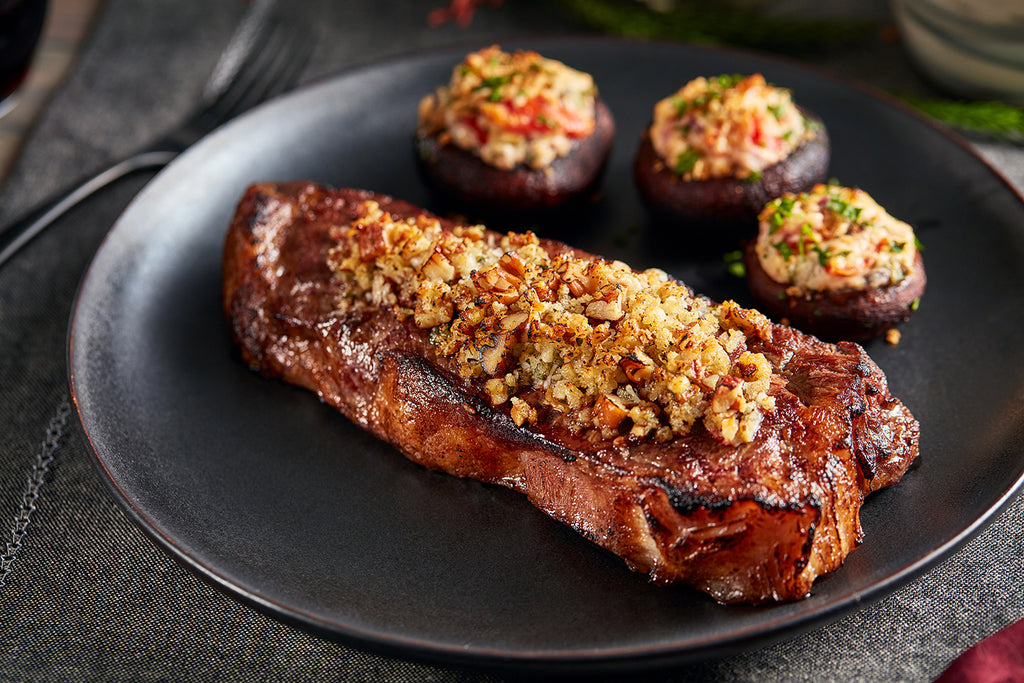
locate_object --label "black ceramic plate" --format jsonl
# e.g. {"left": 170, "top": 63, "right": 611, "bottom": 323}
{"left": 70, "top": 39, "right": 1024, "bottom": 672}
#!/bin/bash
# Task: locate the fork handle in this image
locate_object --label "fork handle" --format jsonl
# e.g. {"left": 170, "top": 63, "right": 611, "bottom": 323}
{"left": 0, "top": 150, "right": 179, "bottom": 269}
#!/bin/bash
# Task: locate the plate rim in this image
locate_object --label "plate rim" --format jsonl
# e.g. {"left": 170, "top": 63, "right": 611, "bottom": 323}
{"left": 68, "top": 35, "right": 1024, "bottom": 672}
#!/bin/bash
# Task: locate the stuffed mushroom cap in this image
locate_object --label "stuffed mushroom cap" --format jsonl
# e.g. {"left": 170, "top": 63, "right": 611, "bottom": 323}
{"left": 415, "top": 45, "right": 614, "bottom": 223}
{"left": 744, "top": 183, "right": 926, "bottom": 341}
{"left": 634, "top": 74, "right": 829, "bottom": 241}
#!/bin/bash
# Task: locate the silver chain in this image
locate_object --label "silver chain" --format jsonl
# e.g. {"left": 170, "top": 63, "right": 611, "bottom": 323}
{"left": 0, "top": 396, "right": 71, "bottom": 587}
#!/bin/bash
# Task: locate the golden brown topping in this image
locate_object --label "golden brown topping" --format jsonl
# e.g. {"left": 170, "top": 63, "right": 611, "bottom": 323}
{"left": 417, "top": 45, "right": 598, "bottom": 170}
{"left": 648, "top": 73, "right": 814, "bottom": 181}
{"left": 755, "top": 183, "right": 920, "bottom": 293}
{"left": 329, "top": 201, "right": 777, "bottom": 445}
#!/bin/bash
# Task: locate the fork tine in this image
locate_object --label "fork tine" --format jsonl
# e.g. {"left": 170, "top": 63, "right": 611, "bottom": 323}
{"left": 199, "top": 24, "right": 293, "bottom": 123}
{"left": 190, "top": 16, "right": 310, "bottom": 133}
{"left": 200, "top": 0, "right": 279, "bottom": 102}
{"left": 226, "top": 23, "right": 313, "bottom": 114}
{"left": 244, "top": 28, "right": 314, "bottom": 105}
{"left": 0, "top": 2, "right": 313, "bottom": 269}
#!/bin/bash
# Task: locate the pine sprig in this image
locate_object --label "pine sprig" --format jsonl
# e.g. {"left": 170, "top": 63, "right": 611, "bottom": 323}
{"left": 901, "top": 97, "right": 1024, "bottom": 144}
{"left": 556, "top": 0, "right": 875, "bottom": 52}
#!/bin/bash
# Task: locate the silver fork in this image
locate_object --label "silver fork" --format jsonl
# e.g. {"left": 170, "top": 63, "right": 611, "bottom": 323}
{"left": 0, "top": 0, "right": 314, "bottom": 268}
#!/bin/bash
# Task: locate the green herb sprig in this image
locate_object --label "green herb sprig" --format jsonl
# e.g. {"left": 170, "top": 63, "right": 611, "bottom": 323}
{"left": 901, "top": 97, "right": 1024, "bottom": 144}
{"left": 555, "top": 0, "right": 874, "bottom": 52}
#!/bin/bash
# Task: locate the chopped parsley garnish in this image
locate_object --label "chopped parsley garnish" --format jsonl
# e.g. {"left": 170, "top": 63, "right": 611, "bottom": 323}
{"left": 811, "top": 244, "right": 830, "bottom": 267}
{"left": 888, "top": 241, "right": 906, "bottom": 253}
{"left": 715, "top": 73, "right": 745, "bottom": 89}
{"left": 672, "top": 75, "right": 745, "bottom": 118}
{"left": 825, "top": 195, "right": 863, "bottom": 222}
{"left": 480, "top": 75, "right": 511, "bottom": 91}
{"left": 723, "top": 250, "right": 745, "bottom": 278}
{"left": 799, "top": 223, "right": 817, "bottom": 257}
{"left": 429, "top": 323, "right": 452, "bottom": 345}
{"left": 690, "top": 93, "right": 711, "bottom": 110}
{"left": 768, "top": 103, "right": 785, "bottom": 120}
{"left": 478, "top": 74, "right": 512, "bottom": 102}
{"left": 773, "top": 241, "right": 793, "bottom": 259}
{"left": 744, "top": 170, "right": 763, "bottom": 184}
{"left": 775, "top": 195, "right": 796, "bottom": 217}
{"left": 674, "top": 148, "right": 701, "bottom": 175}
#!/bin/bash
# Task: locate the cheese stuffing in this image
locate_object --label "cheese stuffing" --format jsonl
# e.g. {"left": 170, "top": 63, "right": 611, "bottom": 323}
{"left": 417, "top": 45, "right": 598, "bottom": 171}
{"left": 754, "top": 183, "right": 919, "bottom": 293}
{"left": 649, "top": 73, "right": 815, "bottom": 181}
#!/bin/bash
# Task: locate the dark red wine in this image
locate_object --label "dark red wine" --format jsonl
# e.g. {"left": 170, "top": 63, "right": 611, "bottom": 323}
{"left": 0, "top": 0, "right": 48, "bottom": 107}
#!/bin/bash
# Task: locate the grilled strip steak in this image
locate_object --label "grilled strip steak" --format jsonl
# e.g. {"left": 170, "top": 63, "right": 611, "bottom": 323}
{"left": 222, "top": 181, "right": 919, "bottom": 604}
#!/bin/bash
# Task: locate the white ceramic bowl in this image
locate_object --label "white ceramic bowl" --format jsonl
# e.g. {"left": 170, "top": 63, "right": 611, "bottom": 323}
{"left": 892, "top": 0, "right": 1024, "bottom": 103}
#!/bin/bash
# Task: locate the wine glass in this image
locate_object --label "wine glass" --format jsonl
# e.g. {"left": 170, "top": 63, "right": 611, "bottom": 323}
{"left": 0, "top": 0, "right": 48, "bottom": 118}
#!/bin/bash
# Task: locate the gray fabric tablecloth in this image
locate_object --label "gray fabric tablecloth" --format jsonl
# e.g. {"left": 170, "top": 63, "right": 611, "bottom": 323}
{"left": 1, "top": 1, "right": 1022, "bottom": 681}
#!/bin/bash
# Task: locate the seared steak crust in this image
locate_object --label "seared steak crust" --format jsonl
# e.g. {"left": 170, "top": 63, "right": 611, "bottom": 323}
{"left": 223, "top": 181, "right": 919, "bottom": 604}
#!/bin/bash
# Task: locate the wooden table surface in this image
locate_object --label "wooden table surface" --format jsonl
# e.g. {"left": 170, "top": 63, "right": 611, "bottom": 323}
{"left": 0, "top": 0, "right": 104, "bottom": 189}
